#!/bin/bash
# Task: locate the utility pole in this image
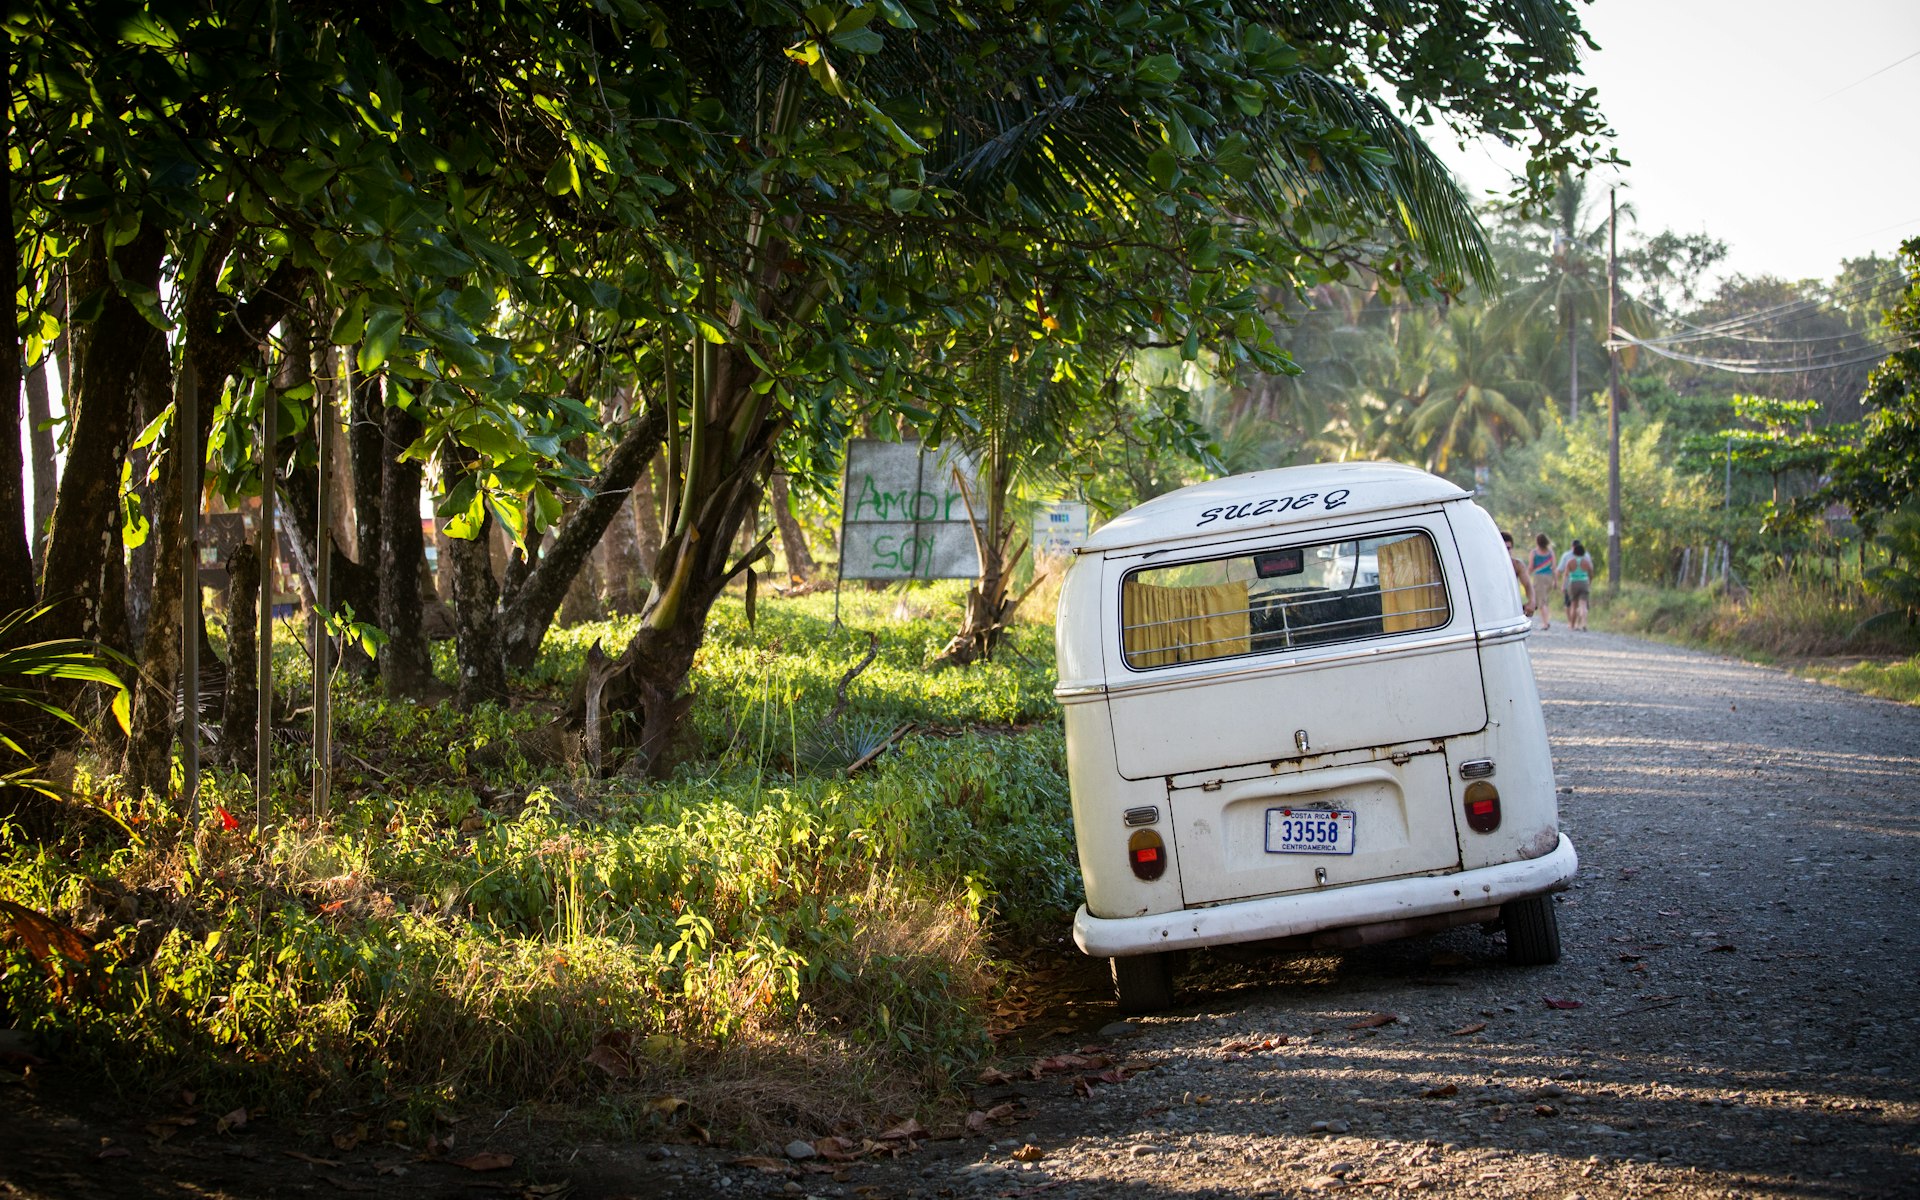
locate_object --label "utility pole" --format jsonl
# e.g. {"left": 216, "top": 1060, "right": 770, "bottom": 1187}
{"left": 1606, "top": 187, "right": 1623, "bottom": 595}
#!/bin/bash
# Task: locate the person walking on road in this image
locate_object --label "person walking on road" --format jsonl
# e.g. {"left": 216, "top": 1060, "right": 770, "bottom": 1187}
{"left": 1528, "top": 533, "right": 1556, "bottom": 630}
{"left": 1558, "top": 539, "right": 1595, "bottom": 631}
{"left": 1502, "top": 531, "right": 1535, "bottom": 621}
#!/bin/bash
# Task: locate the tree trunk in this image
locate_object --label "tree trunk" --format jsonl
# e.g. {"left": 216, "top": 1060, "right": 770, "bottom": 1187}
{"left": 378, "top": 400, "right": 436, "bottom": 697}
{"left": 0, "top": 106, "right": 33, "bottom": 618}
{"left": 120, "top": 353, "right": 185, "bottom": 801}
{"left": 37, "top": 226, "right": 165, "bottom": 648}
{"left": 220, "top": 542, "right": 259, "bottom": 768}
{"left": 557, "top": 528, "right": 604, "bottom": 627}
{"left": 349, "top": 370, "right": 383, "bottom": 570}
{"left": 769, "top": 474, "right": 816, "bottom": 583}
{"left": 633, "top": 453, "right": 663, "bottom": 576}
{"left": 598, "top": 357, "right": 777, "bottom": 777}
{"left": 598, "top": 491, "right": 648, "bottom": 613}
{"left": 23, "top": 359, "right": 56, "bottom": 578}
{"left": 283, "top": 460, "right": 378, "bottom": 645}
{"left": 497, "top": 400, "right": 668, "bottom": 669}
{"left": 432, "top": 519, "right": 456, "bottom": 602}
{"left": 124, "top": 332, "right": 171, "bottom": 652}
{"left": 447, "top": 491, "right": 509, "bottom": 709}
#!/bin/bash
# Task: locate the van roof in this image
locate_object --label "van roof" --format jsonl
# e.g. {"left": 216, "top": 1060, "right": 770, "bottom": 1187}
{"left": 1083, "top": 462, "right": 1471, "bottom": 554}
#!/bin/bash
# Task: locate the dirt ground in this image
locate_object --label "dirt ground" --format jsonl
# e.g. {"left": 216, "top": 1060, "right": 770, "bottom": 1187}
{"left": 5, "top": 629, "right": 1919, "bottom": 1199}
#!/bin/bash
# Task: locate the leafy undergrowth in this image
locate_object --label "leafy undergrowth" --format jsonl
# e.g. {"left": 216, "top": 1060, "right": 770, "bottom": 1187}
{"left": 0, "top": 583, "right": 1081, "bottom": 1143}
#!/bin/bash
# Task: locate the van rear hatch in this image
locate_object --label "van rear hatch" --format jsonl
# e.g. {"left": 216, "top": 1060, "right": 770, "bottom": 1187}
{"left": 1166, "top": 746, "right": 1461, "bottom": 905}
{"left": 1100, "top": 512, "right": 1487, "bottom": 782}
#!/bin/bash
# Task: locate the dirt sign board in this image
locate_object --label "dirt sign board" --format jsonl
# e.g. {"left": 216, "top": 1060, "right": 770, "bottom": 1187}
{"left": 839, "top": 439, "right": 981, "bottom": 580}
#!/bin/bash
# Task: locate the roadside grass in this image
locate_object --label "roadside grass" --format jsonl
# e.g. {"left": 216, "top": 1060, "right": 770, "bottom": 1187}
{"left": 0, "top": 582, "right": 1079, "bottom": 1143}
{"left": 1591, "top": 579, "right": 1920, "bottom": 703}
{"left": 1795, "top": 656, "right": 1920, "bottom": 704}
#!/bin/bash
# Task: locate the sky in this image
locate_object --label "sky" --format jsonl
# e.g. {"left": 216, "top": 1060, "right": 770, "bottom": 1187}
{"left": 1441, "top": 0, "right": 1920, "bottom": 286}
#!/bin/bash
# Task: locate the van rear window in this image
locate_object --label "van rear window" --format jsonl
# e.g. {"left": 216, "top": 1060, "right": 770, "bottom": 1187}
{"left": 1120, "top": 531, "right": 1449, "bottom": 669}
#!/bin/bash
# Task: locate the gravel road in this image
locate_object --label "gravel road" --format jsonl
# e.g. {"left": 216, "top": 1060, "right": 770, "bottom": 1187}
{"left": 835, "top": 629, "right": 1920, "bottom": 1199}
{"left": 6, "top": 630, "right": 1917, "bottom": 1199}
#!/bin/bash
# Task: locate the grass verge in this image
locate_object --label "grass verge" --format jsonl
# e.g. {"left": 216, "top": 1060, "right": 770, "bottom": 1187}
{"left": 1, "top": 584, "right": 1081, "bottom": 1143}
{"left": 1591, "top": 579, "right": 1920, "bottom": 703}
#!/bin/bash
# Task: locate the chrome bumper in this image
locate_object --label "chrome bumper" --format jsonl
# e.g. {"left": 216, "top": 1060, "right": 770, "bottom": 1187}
{"left": 1074, "top": 834, "right": 1578, "bottom": 958}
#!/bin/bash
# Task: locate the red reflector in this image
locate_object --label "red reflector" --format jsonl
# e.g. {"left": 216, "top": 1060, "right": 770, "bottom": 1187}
{"left": 1463, "top": 781, "right": 1501, "bottom": 833}
{"left": 1127, "top": 829, "right": 1168, "bottom": 881}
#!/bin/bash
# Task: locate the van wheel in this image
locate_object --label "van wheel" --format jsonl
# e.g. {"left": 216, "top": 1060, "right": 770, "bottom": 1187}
{"left": 1502, "top": 894, "right": 1562, "bottom": 965}
{"left": 1111, "top": 953, "right": 1176, "bottom": 1014}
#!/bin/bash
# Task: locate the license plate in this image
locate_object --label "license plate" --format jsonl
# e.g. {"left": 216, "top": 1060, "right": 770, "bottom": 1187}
{"left": 1265, "top": 807, "right": 1356, "bottom": 855}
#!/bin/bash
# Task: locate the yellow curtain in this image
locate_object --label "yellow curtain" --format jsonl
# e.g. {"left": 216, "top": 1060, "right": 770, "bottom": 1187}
{"left": 1378, "top": 536, "right": 1446, "bottom": 633}
{"left": 1122, "top": 581, "right": 1250, "bottom": 667}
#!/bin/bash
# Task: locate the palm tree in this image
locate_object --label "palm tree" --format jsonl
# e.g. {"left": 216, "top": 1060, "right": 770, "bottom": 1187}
{"left": 1410, "top": 309, "right": 1538, "bottom": 475}
{"left": 1494, "top": 172, "right": 1620, "bottom": 420}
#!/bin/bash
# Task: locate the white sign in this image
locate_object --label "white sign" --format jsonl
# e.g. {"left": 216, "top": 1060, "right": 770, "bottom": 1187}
{"left": 1031, "top": 501, "right": 1090, "bottom": 555}
{"left": 839, "top": 440, "right": 981, "bottom": 580}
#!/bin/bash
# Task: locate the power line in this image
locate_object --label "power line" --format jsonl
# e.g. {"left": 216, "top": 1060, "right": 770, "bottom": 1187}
{"left": 1812, "top": 47, "right": 1920, "bottom": 104}
{"left": 1630, "top": 268, "right": 1913, "bottom": 345}
{"left": 1612, "top": 329, "right": 1913, "bottom": 375}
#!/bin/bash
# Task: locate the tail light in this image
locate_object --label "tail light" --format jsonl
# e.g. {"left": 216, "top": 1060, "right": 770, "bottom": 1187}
{"left": 1463, "top": 781, "right": 1501, "bottom": 833}
{"left": 1127, "top": 829, "right": 1168, "bottom": 881}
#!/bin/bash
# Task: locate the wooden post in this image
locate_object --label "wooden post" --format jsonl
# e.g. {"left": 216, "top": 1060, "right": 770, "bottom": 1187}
{"left": 257, "top": 377, "right": 276, "bottom": 831}
{"left": 311, "top": 357, "right": 333, "bottom": 819}
{"left": 179, "top": 361, "right": 200, "bottom": 824}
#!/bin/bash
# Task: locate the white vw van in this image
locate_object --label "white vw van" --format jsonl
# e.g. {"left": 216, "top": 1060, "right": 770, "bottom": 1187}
{"left": 1054, "top": 463, "right": 1577, "bottom": 1012}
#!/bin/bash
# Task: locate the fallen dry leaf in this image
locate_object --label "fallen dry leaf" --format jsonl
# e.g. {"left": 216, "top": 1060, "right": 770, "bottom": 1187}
{"left": 1535, "top": 1104, "right": 1559, "bottom": 1117}
{"left": 966, "top": 1111, "right": 990, "bottom": 1135}
{"left": 812, "top": 1136, "right": 857, "bottom": 1162}
{"left": 1421, "top": 1083, "right": 1459, "bottom": 1098}
{"left": 877, "top": 1118, "right": 928, "bottom": 1142}
{"left": 977, "top": 1067, "right": 1016, "bottom": 1086}
{"left": 217, "top": 1107, "right": 248, "bottom": 1134}
{"left": 1450, "top": 1022, "right": 1487, "bottom": 1036}
{"left": 1543, "top": 997, "right": 1584, "bottom": 1010}
{"left": 96, "top": 1146, "right": 131, "bottom": 1160}
{"left": 647, "top": 1095, "right": 689, "bottom": 1116}
{"left": 1347, "top": 1013, "right": 1398, "bottom": 1029}
{"left": 1011, "top": 1144, "right": 1046, "bottom": 1162}
{"left": 730, "top": 1155, "right": 790, "bottom": 1174}
{"left": 452, "top": 1151, "right": 514, "bottom": 1171}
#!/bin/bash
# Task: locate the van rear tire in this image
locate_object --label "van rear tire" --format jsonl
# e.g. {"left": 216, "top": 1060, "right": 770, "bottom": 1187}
{"left": 1501, "top": 894, "right": 1562, "bottom": 965}
{"left": 1111, "top": 953, "right": 1176, "bottom": 1014}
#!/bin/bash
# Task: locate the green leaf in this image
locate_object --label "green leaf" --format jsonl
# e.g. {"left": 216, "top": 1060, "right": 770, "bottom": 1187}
{"left": 358, "top": 308, "right": 405, "bottom": 374}
{"left": 484, "top": 491, "right": 527, "bottom": 548}
{"left": 544, "top": 155, "right": 581, "bottom": 197}
{"left": 530, "top": 482, "right": 563, "bottom": 532}
{"left": 1135, "top": 53, "right": 1181, "bottom": 84}
{"left": 831, "top": 27, "right": 884, "bottom": 54}
{"left": 886, "top": 187, "right": 920, "bottom": 213}
{"left": 330, "top": 293, "right": 369, "bottom": 345}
